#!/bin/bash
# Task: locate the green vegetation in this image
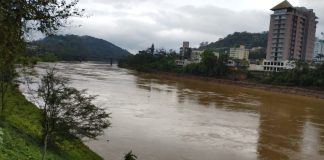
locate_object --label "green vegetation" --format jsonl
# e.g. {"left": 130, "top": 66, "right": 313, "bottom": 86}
{"left": 119, "top": 51, "right": 178, "bottom": 72}
{"left": 34, "top": 69, "right": 110, "bottom": 159}
{"left": 0, "top": 1, "right": 109, "bottom": 159}
{"left": 29, "top": 35, "right": 130, "bottom": 61}
{"left": 124, "top": 151, "right": 137, "bottom": 160}
{"left": 120, "top": 48, "right": 324, "bottom": 89}
{"left": 38, "top": 53, "right": 59, "bottom": 62}
{"left": 202, "top": 31, "right": 268, "bottom": 50}
{"left": 0, "top": 85, "right": 102, "bottom": 160}
{"left": 200, "top": 31, "right": 268, "bottom": 60}
{"left": 119, "top": 49, "right": 229, "bottom": 78}
{"left": 255, "top": 62, "right": 324, "bottom": 88}
{"left": 16, "top": 53, "right": 58, "bottom": 68}
{"left": 183, "top": 50, "right": 229, "bottom": 77}
{"left": 249, "top": 48, "right": 266, "bottom": 60}
{"left": 1, "top": 0, "right": 84, "bottom": 116}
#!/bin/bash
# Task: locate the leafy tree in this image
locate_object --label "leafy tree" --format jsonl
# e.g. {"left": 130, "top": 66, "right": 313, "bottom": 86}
{"left": 199, "top": 49, "right": 228, "bottom": 77}
{"left": 313, "top": 63, "right": 324, "bottom": 87}
{"left": 36, "top": 69, "right": 110, "bottom": 160}
{"left": 0, "top": 60, "right": 15, "bottom": 114}
{"left": 214, "top": 53, "right": 229, "bottom": 77}
{"left": 124, "top": 151, "right": 137, "bottom": 160}
{"left": 39, "top": 53, "right": 58, "bottom": 62}
{"left": 249, "top": 48, "right": 266, "bottom": 60}
{"left": 202, "top": 31, "right": 268, "bottom": 50}
{"left": 200, "top": 49, "right": 217, "bottom": 76}
{"left": 119, "top": 49, "right": 177, "bottom": 72}
{"left": 0, "top": 0, "right": 83, "bottom": 115}
{"left": 260, "top": 61, "right": 324, "bottom": 88}
{"left": 0, "top": 127, "right": 3, "bottom": 145}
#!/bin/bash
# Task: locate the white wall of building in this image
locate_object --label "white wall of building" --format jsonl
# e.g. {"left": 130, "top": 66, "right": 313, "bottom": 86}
{"left": 191, "top": 50, "right": 204, "bottom": 63}
{"left": 229, "top": 45, "right": 250, "bottom": 60}
{"left": 313, "top": 38, "right": 324, "bottom": 61}
{"left": 248, "top": 60, "right": 295, "bottom": 72}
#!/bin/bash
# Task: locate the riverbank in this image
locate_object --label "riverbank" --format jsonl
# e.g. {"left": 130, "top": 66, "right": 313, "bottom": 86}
{"left": 0, "top": 86, "right": 102, "bottom": 160}
{"left": 139, "top": 71, "right": 324, "bottom": 99}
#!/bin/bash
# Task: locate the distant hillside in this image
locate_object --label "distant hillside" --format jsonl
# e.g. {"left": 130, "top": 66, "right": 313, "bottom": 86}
{"left": 202, "top": 31, "right": 268, "bottom": 49}
{"left": 31, "top": 35, "right": 131, "bottom": 61}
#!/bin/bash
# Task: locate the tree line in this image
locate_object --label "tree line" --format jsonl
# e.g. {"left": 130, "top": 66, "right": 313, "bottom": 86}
{"left": 119, "top": 49, "right": 229, "bottom": 77}
{"left": 119, "top": 48, "right": 324, "bottom": 89}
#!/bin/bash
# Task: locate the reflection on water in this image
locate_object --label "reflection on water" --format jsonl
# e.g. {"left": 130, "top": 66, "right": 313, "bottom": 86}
{"left": 135, "top": 73, "right": 324, "bottom": 160}
{"left": 29, "top": 62, "right": 324, "bottom": 160}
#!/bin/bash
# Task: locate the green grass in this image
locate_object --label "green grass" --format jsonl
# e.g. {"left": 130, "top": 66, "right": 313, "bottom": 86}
{"left": 0, "top": 86, "right": 102, "bottom": 160}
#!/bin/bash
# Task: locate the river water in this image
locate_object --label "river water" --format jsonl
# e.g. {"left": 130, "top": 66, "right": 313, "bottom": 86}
{"left": 27, "top": 62, "right": 324, "bottom": 160}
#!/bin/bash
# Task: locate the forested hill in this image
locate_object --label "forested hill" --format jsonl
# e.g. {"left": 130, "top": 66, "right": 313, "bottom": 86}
{"left": 202, "top": 31, "right": 268, "bottom": 49}
{"left": 32, "top": 35, "right": 131, "bottom": 61}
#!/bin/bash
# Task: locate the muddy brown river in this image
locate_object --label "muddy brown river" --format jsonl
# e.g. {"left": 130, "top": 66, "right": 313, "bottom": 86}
{"left": 27, "top": 62, "right": 324, "bottom": 160}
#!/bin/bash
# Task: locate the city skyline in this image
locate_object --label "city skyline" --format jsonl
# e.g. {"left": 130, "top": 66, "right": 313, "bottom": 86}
{"left": 58, "top": 0, "right": 324, "bottom": 53}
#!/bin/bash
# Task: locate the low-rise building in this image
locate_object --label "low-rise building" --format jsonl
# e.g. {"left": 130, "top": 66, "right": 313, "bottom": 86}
{"left": 229, "top": 45, "right": 250, "bottom": 60}
{"left": 190, "top": 49, "right": 220, "bottom": 63}
{"left": 248, "top": 60, "right": 296, "bottom": 72}
{"left": 262, "top": 60, "right": 295, "bottom": 72}
{"left": 191, "top": 49, "right": 204, "bottom": 63}
{"left": 251, "top": 47, "right": 263, "bottom": 52}
{"left": 175, "top": 59, "right": 192, "bottom": 66}
{"left": 249, "top": 64, "right": 264, "bottom": 71}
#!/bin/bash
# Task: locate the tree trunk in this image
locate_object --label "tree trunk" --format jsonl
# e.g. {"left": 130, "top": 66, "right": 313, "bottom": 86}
{"left": 1, "top": 91, "right": 4, "bottom": 113}
{"left": 42, "top": 131, "right": 49, "bottom": 160}
{"left": 0, "top": 81, "right": 4, "bottom": 114}
{"left": 42, "top": 107, "right": 50, "bottom": 160}
{"left": 1, "top": 83, "right": 8, "bottom": 115}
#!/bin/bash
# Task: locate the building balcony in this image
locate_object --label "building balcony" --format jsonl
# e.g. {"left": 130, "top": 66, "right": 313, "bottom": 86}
{"left": 272, "top": 41, "right": 284, "bottom": 44}
{"left": 272, "top": 36, "right": 285, "bottom": 39}
{"left": 272, "top": 50, "right": 284, "bottom": 53}
{"left": 272, "top": 45, "right": 284, "bottom": 48}
{"left": 274, "top": 26, "right": 286, "bottom": 30}
{"left": 274, "top": 22, "right": 286, "bottom": 25}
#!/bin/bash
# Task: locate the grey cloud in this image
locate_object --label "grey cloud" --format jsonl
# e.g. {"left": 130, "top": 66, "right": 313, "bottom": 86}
{"left": 154, "top": 5, "right": 270, "bottom": 35}
{"left": 62, "top": 0, "right": 324, "bottom": 53}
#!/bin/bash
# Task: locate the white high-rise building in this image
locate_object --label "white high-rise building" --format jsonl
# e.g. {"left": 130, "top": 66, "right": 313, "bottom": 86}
{"left": 313, "top": 38, "right": 324, "bottom": 61}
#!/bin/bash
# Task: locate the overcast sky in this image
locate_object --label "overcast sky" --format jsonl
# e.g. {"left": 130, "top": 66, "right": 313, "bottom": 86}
{"left": 60, "top": 0, "right": 324, "bottom": 53}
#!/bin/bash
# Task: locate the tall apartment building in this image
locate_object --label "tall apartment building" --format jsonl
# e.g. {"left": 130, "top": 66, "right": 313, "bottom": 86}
{"left": 266, "top": 0, "right": 317, "bottom": 62}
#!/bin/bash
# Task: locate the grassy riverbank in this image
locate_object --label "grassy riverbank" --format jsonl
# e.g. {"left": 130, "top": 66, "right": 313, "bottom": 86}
{"left": 0, "top": 86, "right": 102, "bottom": 160}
